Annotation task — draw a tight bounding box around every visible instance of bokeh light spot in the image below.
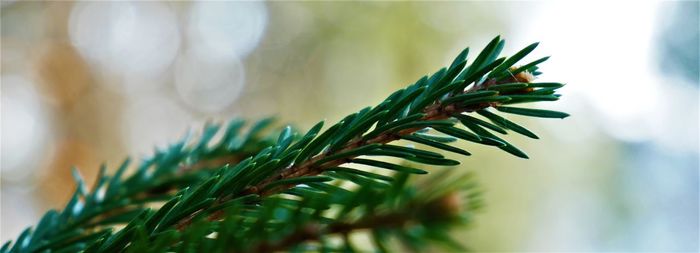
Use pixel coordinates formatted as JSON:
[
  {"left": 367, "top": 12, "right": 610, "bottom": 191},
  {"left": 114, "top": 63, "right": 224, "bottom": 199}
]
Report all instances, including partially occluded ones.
[
  {"left": 69, "top": 2, "right": 180, "bottom": 94},
  {"left": 174, "top": 52, "right": 246, "bottom": 113},
  {"left": 1, "top": 75, "right": 50, "bottom": 182},
  {"left": 187, "top": 1, "right": 268, "bottom": 60}
]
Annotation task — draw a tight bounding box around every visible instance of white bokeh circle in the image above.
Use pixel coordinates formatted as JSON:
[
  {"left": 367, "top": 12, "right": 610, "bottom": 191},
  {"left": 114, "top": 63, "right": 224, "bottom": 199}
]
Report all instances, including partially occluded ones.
[
  {"left": 187, "top": 1, "right": 268, "bottom": 60},
  {"left": 174, "top": 52, "right": 246, "bottom": 113},
  {"left": 1, "top": 75, "right": 50, "bottom": 182},
  {"left": 69, "top": 2, "right": 180, "bottom": 94}
]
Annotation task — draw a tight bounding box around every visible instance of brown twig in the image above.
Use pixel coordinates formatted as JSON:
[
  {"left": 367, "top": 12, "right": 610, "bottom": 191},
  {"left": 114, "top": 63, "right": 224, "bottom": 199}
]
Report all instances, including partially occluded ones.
[{"left": 250, "top": 212, "right": 410, "bottom": 253}]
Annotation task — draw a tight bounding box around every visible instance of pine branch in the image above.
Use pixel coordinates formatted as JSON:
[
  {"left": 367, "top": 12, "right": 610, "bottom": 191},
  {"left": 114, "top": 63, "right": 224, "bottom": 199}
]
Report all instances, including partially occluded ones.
[
  {"left": 2, "top": 36, "right": 568, "bottom": 253},
  {"left": 126, "top": 171, "right": 482, "bottom": 252},
  {"left": 1, "top": 119, "right": 279, "bottom": 253},
  {"left": 188, "top": 36, "right": 566, "bottom": 226},
  {"left": 250, "top": 175, "right": 480, "bottom": 253}
]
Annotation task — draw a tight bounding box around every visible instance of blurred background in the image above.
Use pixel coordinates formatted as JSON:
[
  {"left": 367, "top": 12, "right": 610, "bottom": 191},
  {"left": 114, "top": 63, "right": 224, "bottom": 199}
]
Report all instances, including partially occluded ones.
[{"left": 1, "top": 1, "right": 698, "bottom": 251}]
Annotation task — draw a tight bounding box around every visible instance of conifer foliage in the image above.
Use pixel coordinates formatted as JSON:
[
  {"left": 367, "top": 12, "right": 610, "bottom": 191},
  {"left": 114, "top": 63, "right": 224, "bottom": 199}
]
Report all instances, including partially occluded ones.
[{"left": 2, "top": 36, "right": 568, "bottom": 252}]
